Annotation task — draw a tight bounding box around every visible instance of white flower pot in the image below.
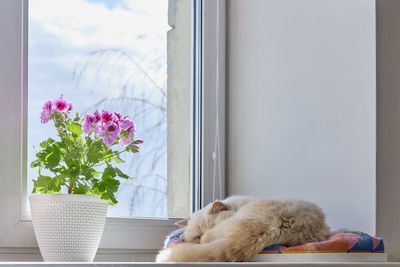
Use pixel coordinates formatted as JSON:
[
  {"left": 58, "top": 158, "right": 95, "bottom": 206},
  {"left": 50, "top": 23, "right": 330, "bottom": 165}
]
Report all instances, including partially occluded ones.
[{"left": 29, "top": 194, "right": 108, "bottom": 262}]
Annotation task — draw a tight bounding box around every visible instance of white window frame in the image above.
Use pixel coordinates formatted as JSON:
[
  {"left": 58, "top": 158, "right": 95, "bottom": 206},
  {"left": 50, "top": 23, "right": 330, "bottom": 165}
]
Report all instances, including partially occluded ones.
[
  {"left": 0, "top": 0, "right": 225, "bottom": 260},
  {"left": 194, "top": 0, "right": 226, "bottom": 210}
]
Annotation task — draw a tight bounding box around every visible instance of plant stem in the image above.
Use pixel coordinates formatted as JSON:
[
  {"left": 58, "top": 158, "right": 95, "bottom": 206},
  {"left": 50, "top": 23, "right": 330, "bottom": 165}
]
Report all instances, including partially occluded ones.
[
  {"left": 86, "top": 148, "right": 128, "bottom": 168},
  {"left": 68, "top": 179, "right": 73, "bottom": 194}
]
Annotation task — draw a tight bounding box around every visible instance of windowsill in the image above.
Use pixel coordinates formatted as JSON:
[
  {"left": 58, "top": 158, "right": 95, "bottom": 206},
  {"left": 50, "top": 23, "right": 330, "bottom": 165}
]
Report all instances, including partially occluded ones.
[
  {"left": 0, "top": 217, "right": 178, "bottom": 251},
  {"left": 0, "top": 262, "right": 399, "bottom": 266},
  {"left": 0, "top": 251, "right": 391, "bottom": 265}
]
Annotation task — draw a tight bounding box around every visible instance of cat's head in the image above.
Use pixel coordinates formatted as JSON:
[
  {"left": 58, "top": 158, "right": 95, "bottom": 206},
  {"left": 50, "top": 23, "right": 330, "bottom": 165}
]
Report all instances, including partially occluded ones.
[{"left": 175, "top": 201, "right": 235, "bottom": 244}]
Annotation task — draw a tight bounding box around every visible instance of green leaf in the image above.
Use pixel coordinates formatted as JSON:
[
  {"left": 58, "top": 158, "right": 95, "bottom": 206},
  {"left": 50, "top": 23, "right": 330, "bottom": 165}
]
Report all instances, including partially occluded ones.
[
  {"left": 85, "top": 136, "right": 93, "bottom": 147},
  {"left": 65, "top": 146, "right": 83, "bottom": 162},
  {"left": 39, "top": 141, "right": 47, "bottom": 149},
  {"left": 32, "top": 175, "right": 64, "bottom": 194},
  {"left": 95, "top": 181, "right": 119, "bottom": 205},
  {"left": 66, "top": 162, "right": 80, "bottom": 179},
  {"left": 92, "top": 165, "right": 119, "bottom": 205},
  {"left": 30, "top": 159, "right": 41, "bottom": 168},
  {"left": 44, "top": 146, "right": 61, "bottom": 169},
  {"left": 36, "top": 151, "right": 47, "bottom": 162},
  {"left": 113, "top": 156, "right": 125, "bottom": 164},
  {"left": 114, "top": 167, "right": 131, "bottom": 179},
  {"left": 75, "top": 136, "right": 84, "bottom": 146},
  {"left": 54, "top": 174, "right": 66, "bottom": 185},
  {"left": 33, "top": 175, "right": 52, "bottom": 193},
  {"left": 87, "top": 142, "right": 102, "bottom": 164},
  {"left": 102, "top": 165, "right": 116, "bottom": 180},
  {"left": 39, "top": 138, "right": 55, "bottom": 149},
  {"left": 81, "top": 166, "right": 97, "bottom": 180},
  {"left": 73, "top": 183, "right": 91, "bottom": 194},
  {"left": 69, "top": 122, "right": 83, "bottom": 137},
  {"left": 60, "top": 135, "right": 73, "bottom": 149}
]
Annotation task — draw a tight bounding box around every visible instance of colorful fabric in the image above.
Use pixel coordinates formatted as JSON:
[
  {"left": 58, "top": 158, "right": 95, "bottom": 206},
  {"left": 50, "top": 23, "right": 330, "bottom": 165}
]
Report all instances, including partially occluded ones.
[
  {"left": 165, "top": 229, "right": 185, "bottom": 248},
  {"left": 165, "top": 229, "right": 384, "bottom": 254},
  {"left": 260, "top": 231, "right": 384, "bottom": 254}
]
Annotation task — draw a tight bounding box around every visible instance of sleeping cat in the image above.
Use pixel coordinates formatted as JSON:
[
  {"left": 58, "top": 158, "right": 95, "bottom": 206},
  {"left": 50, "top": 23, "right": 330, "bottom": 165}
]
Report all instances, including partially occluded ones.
[{"left": 157, "top": 196, "right": 330, "bottom": 262}]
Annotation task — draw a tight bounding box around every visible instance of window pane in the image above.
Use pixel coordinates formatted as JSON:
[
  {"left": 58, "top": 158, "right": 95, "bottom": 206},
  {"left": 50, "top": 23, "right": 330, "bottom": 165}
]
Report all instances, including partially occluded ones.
[{"left": 27, "top": 0, "right": 180, "bottom": 218}]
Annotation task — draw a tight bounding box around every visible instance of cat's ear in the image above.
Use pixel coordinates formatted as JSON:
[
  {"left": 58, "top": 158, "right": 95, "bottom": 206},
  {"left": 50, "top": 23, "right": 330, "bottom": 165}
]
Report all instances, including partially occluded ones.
[
  {"left": 209, "top": 201, "right": 228, "bottom": 214},
  {"left": 175, "top": 218, "right": 189, "bottom": 228}
]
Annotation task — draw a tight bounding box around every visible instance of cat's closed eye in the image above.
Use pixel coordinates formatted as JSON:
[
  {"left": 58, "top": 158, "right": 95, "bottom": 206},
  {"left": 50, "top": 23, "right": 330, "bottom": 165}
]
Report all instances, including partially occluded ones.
[{"left": 180, "top": 233, "right": 201, "bottom": 243}]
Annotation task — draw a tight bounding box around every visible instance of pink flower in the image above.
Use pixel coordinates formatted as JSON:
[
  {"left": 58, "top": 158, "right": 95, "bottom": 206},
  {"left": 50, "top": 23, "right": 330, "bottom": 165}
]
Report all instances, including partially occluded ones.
[
  {"left": 40, "top": 110, "right": 52, "bottom": 123},
  {"left": 82, "top": 114, "right": 96, "bottom": 134},
  {"left": 54, "top": 97, "right": 68, "bottom": 111},
  {"left": 101, "top": 111, "right": 114, "bottom": 123},
  {"left": 114, "top": 112, "right": 123, "bottom": 122},
  {"left": 119, "top": 126, "right": 135, "bottom": 146},
  {"left": 93, "top": 123, "right": 102, "bottom": 135},
  {"left": 40, "top": 100, "right": 53, "bottom": 123},
  {"left": 120, "top": 117, "right": 135, "bottom": 132},
  {"left": 42, "top": 100, "right": 53, "bottom": 111},
  {"left": 68, "top": 102, "right": 73, "bottom": 111},
  {"left": 118, "top": 117, "right": 135, "bottom": 145},
  {"left": 93, "top": 110, "right": 102, "bottom": 123},
  {"left": 99, "top": 121, "right": 120, "bottom": 146}
]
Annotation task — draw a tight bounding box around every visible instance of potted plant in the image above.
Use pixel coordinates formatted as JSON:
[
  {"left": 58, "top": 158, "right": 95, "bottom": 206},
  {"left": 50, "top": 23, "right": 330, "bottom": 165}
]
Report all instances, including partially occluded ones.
[{"left": 29, "top": 96, "right": 142, "bottom": 262}]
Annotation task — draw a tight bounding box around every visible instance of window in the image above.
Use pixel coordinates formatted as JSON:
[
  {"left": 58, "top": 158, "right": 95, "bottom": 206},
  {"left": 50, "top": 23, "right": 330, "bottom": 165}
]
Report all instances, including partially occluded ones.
[
  {"left": 27, "top": 0, "right": 172, "bottom": 218},
  {"left": 0, "top": 0, "right": 225, "bottom": 260}
]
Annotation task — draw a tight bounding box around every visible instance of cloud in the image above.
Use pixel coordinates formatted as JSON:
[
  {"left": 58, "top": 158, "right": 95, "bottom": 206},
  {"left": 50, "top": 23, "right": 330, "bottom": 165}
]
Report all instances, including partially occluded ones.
[{"left": 28, "top": 0, "right": 169, "bottom": 103}]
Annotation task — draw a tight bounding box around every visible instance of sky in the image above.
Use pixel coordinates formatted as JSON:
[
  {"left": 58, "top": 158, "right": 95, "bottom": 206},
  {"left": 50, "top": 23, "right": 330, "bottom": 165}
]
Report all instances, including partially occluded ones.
[{"left": 28, "top": 0, "right": 170, "bottom": 218}]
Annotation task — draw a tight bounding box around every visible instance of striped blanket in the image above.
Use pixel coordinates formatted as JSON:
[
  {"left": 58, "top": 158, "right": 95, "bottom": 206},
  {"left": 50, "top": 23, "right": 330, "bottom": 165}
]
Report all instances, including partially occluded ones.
[{"left": 165, "top": 229, "right": 384, "bottom": 254}]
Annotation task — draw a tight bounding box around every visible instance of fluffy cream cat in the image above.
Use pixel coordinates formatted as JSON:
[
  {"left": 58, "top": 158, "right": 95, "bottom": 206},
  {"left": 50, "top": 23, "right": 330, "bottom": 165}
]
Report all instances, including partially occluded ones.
[{"left": 157, "top": 196, "right": 330, "bottom": 262}]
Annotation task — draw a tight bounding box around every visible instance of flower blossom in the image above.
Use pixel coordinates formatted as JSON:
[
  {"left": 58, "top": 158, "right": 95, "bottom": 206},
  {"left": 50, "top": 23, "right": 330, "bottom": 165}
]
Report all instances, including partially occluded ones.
[
  {"left": 99, "top": 121, "right": 120, "bottom": 146},
  {"left": 40, "top": 100, "right": 53, "bottom": 123},
  {"left": 91, "top": 110, "right": 103, "bottom": 135},
  {"left": 82, "top": 114, "right": 97, "bottom": 134},
  {"left": 118, "top": 117, "right": 135, "bottom": 146},
  {"left": 120, "top": 117, "right": 135, "bottom": 131},
  {"left": 114, "top": 112, "right": 123, "bottom": 123},
  {"left": 101, "top": 111, "right": 114, "bottom": 123},
  {"left": 54, "top": 97, "right": 68, "bottom": 111},
  {"left": 119, "top": 127, "right": 135, "bottom": 146},
  {"left": 93, "top": 110, "right": 102, "bottom": 123}
]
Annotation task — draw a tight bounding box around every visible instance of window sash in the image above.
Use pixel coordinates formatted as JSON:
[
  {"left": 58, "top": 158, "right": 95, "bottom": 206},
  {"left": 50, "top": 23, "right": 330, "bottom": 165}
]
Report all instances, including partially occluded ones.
[
  {"left": 192, "top": 0, "right": 203, "bottom": 212},
  {"left": 200, "top": 0, "right": 226, "bottom": 207},
  {"left": 0, "top": 0, "right": 225, "bottom": 258}
]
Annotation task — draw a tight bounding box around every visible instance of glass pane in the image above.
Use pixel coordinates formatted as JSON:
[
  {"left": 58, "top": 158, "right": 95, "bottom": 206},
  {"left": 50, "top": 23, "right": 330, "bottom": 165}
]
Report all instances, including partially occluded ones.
[{"left": 28, "top": 0, "right": 174, "bottom": 218}]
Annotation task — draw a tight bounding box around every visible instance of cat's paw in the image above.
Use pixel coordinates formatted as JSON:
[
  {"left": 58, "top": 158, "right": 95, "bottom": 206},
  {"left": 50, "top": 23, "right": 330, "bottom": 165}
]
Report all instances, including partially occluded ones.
[
  {"left": 156, "top": 248, "right": 176, "bottom": 262},
  {"left": 200, "top": 229, "right": 217, "bottom": 244},
  {"left": 156, "top": 244, "right": 197, "bottom": 262}
]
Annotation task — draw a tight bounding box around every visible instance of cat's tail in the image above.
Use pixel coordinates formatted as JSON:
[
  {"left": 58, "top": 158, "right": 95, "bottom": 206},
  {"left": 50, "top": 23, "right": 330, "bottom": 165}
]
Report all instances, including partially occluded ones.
[{"left": 156, "top": 239, "right": 230, "bottom": 262}]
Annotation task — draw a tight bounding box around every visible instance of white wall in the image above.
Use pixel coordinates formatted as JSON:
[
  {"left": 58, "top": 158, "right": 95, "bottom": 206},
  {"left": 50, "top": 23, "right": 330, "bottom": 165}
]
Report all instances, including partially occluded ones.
[{"left": 227, "top": 0, "right": 376, "bottom": 234}]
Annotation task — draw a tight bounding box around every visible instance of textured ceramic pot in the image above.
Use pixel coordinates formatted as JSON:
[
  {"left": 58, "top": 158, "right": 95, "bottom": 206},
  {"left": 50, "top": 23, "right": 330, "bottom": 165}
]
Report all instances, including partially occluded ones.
[{"left": 29, "top": 194, "right": 108, "bottom": 262}]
